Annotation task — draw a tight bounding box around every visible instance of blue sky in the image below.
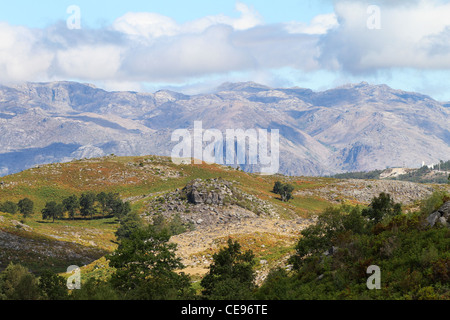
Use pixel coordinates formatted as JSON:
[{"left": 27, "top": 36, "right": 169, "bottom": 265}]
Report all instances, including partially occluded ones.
[
  {"left": 0, "top": 1, "right": 333, "bottom": 27},
  {"left": 1, "top": 0, "right": 450, "bottom": 101}
]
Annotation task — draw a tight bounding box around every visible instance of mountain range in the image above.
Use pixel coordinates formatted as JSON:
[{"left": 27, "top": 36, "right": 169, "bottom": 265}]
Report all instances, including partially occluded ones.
[{"left": 0, "top": 81, "right": 448, "bottom": 176}]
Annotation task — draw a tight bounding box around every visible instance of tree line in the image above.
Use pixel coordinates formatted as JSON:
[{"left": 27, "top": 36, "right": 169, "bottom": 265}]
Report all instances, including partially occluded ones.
[{"left": 41, "top": 192, "right": 131, "bottom": 222}]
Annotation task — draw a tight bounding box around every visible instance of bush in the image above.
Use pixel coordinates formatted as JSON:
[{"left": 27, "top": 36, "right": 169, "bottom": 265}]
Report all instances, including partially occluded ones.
[
  {"left": 201, "top": 238, "right": 256, "bottom": 300},
  {"left": 0, "top": 263, "right": 41, "bottom": 300},
  {"left": 0, "top": 201, "right": 18, "bottom": 214}
]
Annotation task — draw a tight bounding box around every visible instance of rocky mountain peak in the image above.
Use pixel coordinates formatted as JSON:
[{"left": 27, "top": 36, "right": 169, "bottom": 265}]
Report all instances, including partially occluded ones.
[{"left": 0, "top": 80, "right": 448, "bottom": 177}]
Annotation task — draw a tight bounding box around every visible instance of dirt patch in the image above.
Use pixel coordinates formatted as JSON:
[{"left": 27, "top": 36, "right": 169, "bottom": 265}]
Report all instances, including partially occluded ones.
[{"left": 170, "top": 216, "right": 312, "bottom": 282}]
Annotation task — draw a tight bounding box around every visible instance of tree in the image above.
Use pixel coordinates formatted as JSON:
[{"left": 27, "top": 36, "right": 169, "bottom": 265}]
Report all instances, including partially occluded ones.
[
  {"left": 201, "top": 238, "right": 256, "bottom": 300},
  {"left": 62, "top": 195, "right": 79, "bottom": 220},
  {"left": 272, "top": 181, "right": 283, "bottom": 194},
  {"left": 108, "top": 226, "right": 193, "bottom": 299},
  {"left": 289, "top": 205, "right": 366, "bottom": 270},
  {"left": 105, "top": 193, "right": 131, "bottom": 220},
  {"left": 272, "top": 181, "right": 295, "bottom": 202},
  {"left": 70, "top": 278, "right": 119, "bottom": 300},
  {"left": 38, "top": 271, "right": 69, "bottom": 300},
  {"left": 80, "top": 192, "right": 96, "bottom": 219},
  {"left": 0, "top": 201, "right": 18, "bottom": 214},
  {"left": 362, "top": 192, "right": 402, "bottom": 224},
  {"left": 17, "top": 198, "right": 34, "bottom": 218},
  {"left": 0, "top": 263, "right": 41, "bottom": 300},
  {"left": 115, "top": 212, "right": 143, "bottom": 241},
  {"left": 41, "top": 201, "right": 64, "bottom": 222},
  {"left": 279, "top": 183, "right": 294, "bottom": 202},
  {"left": 97, "top": 192, "right": 109, "bottom": 215}
]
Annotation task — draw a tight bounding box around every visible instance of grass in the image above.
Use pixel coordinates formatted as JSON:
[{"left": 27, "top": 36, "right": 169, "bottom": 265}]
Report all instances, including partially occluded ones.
[{"left": 0, "top": 155, "right": 354, "bottom": 276}]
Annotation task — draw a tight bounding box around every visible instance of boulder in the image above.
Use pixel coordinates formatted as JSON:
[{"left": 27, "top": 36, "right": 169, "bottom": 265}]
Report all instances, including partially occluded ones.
[
  {"left": 426, "top": 201, "right": 450, "bottom": 228},
  {"left": 427, "top": 211, "right": 441, "bottom": 227}
]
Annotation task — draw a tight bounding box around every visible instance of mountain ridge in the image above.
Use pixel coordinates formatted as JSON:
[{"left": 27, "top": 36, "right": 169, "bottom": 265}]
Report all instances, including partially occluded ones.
[{"left": 0, "top": 81, "right": 448, "bottom": 176}]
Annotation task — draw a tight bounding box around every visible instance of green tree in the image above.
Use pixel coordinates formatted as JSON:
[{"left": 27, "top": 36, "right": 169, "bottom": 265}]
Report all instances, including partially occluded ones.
[
  {"left": 0, "top": 201, "right": 18, "bottom": 214},
  {"left": 201, "top": 238, "right": 256, "bottom": 300},
  {"left": 279, "top": 184, "right": 294, "bottom": 202},
  {"left": 41, "top": 201, "right": 64, "bottom": 222},
  {"left": 255, "top": 268, "right": 294, "bottom": 300},
  {"left": 115, "top": 211, "right": 143, "bottom": 241},
  {"left": 62, "top": 195, "right": 79, "bottom": 220},
  {"left": 272, "top": 181, "right": 295, "bottom": 202},
  {"left": 38, "top": 271, "right": 69, "bottom": 300},
  {"left": 362, "top": 192, "right": 402, "bottom": 224},
  {"left": 289, "top": 205, "right": 366, "bottom": 270},
  {"left": 272, "top": 181, "right": 283, "bottom": 194},
  {"left": 70, "top": 278, "right": 119, "bottom": 300},
  {"left": 97, "top": 192, "right": 107, "bottom": 214},
  {"left": 0, "top": 263, "right": 41, "bottom": 300},
  {"left": 108, "top": 226, "right": 193, "bottom": 300},
  {"left": 102, "top": 192, "right": 130, "bottom": 220},
  {"left": 80, "top": 192, "right": 96, "bottom": 219},
  {"left": 17, "top": 198, "right": 34, "bottom": 218}
]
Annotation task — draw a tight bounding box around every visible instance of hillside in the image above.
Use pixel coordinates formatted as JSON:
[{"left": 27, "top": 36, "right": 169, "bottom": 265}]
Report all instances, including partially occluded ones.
[
  {"left": 0, "top": 155, "right": 448, "bottom": 281},
  {"left": 0, "top": 81, "right": 449, "bottom": 177},
  {"left": 333, "top": 160, "right": 450, "bottom": 184}
]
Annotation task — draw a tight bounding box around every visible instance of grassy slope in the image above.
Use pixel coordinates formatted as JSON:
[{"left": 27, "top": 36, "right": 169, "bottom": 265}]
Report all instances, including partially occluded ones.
[{"left": 0, "top": 155, "right": 374, "bottom": 277}]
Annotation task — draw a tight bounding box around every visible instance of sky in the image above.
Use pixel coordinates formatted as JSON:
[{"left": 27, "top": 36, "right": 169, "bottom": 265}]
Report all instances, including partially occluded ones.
[{"left": 1, "top": 0, "right": 450, "bottom": 101}]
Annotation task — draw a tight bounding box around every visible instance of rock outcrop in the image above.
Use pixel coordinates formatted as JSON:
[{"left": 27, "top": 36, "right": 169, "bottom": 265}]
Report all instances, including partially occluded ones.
[
  {"left": 144, "top": 178, "right": 279, "bottom": 227},
  {"left": 426, "top": 201, "right": 450, "bottom": 227}
]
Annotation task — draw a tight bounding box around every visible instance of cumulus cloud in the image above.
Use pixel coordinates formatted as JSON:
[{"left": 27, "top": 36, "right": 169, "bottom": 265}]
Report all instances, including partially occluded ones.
[
  {"left": 0, "top": 23, "right": 53, "bottom": 82},
  {"left": 0, "top": 1, "right": 321, "bottom": 85},
  {"left": 285, "top": 13, "right": 339, "bottom": 35},
  {"left": 118, "top": 25, "right": 257, "bottom": 82},
  {"left": 0, "top": 0, "right": 449, "bottom": 89},
  {"left": 318, "top": 0, "right": 450, "bottom": 74},
  {"left": 112, "top": 1, "right": 263, "bottom": 42}
]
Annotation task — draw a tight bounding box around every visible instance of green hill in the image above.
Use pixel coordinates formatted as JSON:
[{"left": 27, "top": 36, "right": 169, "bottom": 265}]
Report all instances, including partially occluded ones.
[{"left": 0, "top": 155, "right": 449, "bottom": 300}]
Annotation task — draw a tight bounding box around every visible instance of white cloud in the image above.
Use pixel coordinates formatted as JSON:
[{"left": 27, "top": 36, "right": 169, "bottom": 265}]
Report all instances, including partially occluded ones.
[
  {"left": 112, "top": 12, "right": 180, "bottom": 40},
  {"left": 0, "top": 23, "right": 53, "bottom": 82},
  {"left": 319, "top": 0, "right": 450, "bottom": 73},
  {"left": 1, "top": 0, "right": 450, "bottom": 94},
  {"left": 111, "top": 1, "right": 263, "bottom": 42},
  {"left": 118, "top": 25, "right": 257, "bottom": 82},
  {"left": 285, "top": 13, "right": 338, "bottom": 35},
  {"left": 55, "top": 45, "right": 124, "bottom": 80}
]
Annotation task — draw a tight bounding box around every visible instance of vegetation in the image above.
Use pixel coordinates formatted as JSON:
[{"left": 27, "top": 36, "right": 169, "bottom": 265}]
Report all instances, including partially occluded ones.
[
  {"left": 200, "top": 238, "right": 256, "bottom": 300},
  {"left": 332, "top": 170, "right": 383, "bottom": 180},
  {"left": 17, "top": 198, "right": 34, "bottom": 218},
  {"left": 332, "top": 160, "right": 450, "bottom": 184},
  {"left": 0, "top": 155, "right": 448, "bottom": 300},
  {"left": 1, "top": 190, "right": 449, "bottom": 300},
  {"left": 257, "top": 191, "right": 450, "bottom": 300},
  {"left": 272, "top": 181, "right": 295, "bottom": 202},
  {"left": 107, "top": 226, "right": 194, "bottom": 300},
  {"left": 41, "top": 192, "right": 131, "bottom": 222},
  {"left": 0, "top": 201, "right": 18, "bottom": 215}
]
